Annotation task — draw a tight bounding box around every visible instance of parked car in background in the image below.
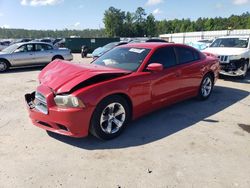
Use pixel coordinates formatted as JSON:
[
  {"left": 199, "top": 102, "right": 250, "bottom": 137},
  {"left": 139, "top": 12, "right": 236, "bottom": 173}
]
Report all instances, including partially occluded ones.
[
  {"left": 92, "top": 41, "right": 128, "bottom": 58},
  {"left": 187, "top": 39, "right": 213, "bottom": 51},
  {"left": 0, "top": 42, "right": 9, "bottom": 51},
  {"left": 203, "top": 36, "right": 250, "bottom": 78},
  {"left": 25, "top": 43, "right": 219, "bottom": 140},
  {"left": 0, "top": 42, "right": 73, "bottom": 72},
  {"left": 54, "top": 38, "right": 65, "bottom": 48},
  {"left": 129, "top": 38, "right": 168, "bottom": 43},
  {"left": 10, "top": 38, "right": 32, "bottom": 45}
]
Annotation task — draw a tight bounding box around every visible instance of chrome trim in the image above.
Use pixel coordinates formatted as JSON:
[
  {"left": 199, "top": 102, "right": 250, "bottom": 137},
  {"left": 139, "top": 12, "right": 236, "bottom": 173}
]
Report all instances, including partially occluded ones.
[
  {"left": 35, "top": 92, "right": 48, "bottom": 114},
  {"left": 218, "top": 55, "right": 229, "bottom": 63}
]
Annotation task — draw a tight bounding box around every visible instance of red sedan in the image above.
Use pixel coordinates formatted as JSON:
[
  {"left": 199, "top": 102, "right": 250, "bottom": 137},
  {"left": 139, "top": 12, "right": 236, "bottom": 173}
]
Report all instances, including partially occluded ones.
[{"left": 25, "top": 43, "right": 220, "bottom": 140}]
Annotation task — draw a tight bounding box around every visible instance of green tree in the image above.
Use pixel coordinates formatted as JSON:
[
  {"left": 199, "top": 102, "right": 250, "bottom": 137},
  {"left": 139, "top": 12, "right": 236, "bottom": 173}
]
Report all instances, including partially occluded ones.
[
  {"left": 103, "top": 7, "right": 125, "bottom": 37},
  {"left": 134, "top": 7, "right": 147, "bottom": 37},
  {"left": 146, "top": 14, "right": 157, "bottom": 37}
]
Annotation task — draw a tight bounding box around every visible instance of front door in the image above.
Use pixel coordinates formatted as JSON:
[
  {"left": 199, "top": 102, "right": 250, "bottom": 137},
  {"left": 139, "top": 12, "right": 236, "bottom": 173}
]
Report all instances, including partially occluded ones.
[
  {"left": 11, "top": 44, "right": 36, "bottom": 66},
  {"left": 146, "top": 47, "right": 182, "bottom": 106}
]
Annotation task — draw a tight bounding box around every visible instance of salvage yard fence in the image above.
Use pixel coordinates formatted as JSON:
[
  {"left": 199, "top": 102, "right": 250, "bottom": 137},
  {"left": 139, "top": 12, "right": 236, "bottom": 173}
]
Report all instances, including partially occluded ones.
[{"left": 159, "top": 29, "right": 250, "bottom": 44}]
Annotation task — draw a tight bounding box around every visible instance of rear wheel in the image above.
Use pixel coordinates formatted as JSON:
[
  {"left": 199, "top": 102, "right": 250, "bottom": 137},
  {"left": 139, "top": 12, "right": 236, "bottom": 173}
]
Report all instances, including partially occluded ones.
[
  {"left": 0, "top": 60, "right": 9, "bottom": 72},
  {"left": 198, "top": 74, "right": 213, "bottom": 100},
  {"left": 90, "top": 95, "right": 130, "bottom": 140},
  {"left": 52, "top": 55, "right": 64, "bottom": 61}
]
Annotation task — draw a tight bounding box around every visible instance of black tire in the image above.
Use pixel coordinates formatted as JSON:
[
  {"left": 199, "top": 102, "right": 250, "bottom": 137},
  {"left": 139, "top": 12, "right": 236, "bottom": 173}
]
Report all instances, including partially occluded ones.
[
  {"left": 0, "top": 59, "right": 10, "bottom": 72},
  {"left": 90, "top": 95, "right": 131, "bottom": 140},
  {"left": 52, "top": 55, "right": 64, "bottom": 61},
  {"left": 239, "top": 61, "right": 248, "bottom": 79},
  {"left": 198, "top": 74, "right": 214, "bottom": 100}
]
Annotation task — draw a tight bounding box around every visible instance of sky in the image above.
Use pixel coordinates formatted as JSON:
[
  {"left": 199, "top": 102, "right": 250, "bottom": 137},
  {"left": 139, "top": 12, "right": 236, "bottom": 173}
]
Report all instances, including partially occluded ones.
[{"left": 0, "top": 0, "right": 250, "bottom": 30}]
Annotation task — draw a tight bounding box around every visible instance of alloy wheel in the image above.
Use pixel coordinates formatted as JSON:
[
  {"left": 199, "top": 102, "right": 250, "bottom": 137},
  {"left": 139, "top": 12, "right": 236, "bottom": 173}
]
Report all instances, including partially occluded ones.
[
  {"left": 201, "top": 77, "right": 212, "bottom": 97},
  {"left": 100, "top": 102, "right": 126, "bottom": 134},
  {"left": 0, "top": 62, "right": 7, "bottom": 72}
]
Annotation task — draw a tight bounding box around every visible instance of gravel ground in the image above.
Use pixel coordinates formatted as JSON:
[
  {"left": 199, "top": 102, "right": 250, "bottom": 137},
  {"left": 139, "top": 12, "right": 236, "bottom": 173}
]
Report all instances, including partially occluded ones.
[{"left": 0, "top": 54, "right": 250, "bottom": 188}]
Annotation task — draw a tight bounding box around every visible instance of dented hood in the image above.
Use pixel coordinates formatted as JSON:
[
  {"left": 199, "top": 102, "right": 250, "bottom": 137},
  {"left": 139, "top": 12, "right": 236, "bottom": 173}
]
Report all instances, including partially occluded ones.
[{"left": 39, "top": 60, "right": 130, "bottom": 94}]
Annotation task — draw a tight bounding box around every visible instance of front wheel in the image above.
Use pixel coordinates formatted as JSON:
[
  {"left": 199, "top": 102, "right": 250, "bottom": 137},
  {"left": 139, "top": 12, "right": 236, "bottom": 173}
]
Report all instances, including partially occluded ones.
[
  {"left": 0, "top": 60, "right": 9, "bottom": 72},
  {"left": 198, "top": 74, "right": 214, "bottom": 100},
  {"left": 90, "top": 96, "right": 130, "bottom": 140}
]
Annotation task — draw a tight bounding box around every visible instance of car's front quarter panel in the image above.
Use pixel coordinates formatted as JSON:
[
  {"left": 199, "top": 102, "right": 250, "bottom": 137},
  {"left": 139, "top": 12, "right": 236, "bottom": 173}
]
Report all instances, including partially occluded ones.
[
  {"left": 0, "top": 53, "right": 12, "bottom": 64},
  {"left": 72, "top": 72, "right": 154, "bottom": 120}
]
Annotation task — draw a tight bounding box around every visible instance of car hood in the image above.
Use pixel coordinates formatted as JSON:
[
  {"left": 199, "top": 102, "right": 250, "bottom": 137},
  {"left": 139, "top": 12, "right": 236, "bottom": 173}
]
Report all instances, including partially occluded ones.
[
  {"left": 39, "top": 60, "right": 131, "bottom": 94},
  {"left": 0, "top": 51, "right": 8, "bottom": 55},
  {"left": 202, "top": 47, "right": 248, "bottom": 56}
]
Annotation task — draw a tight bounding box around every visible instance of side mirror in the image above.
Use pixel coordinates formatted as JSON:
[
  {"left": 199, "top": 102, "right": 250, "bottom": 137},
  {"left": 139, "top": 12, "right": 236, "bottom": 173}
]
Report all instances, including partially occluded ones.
[{"left": 146, "top": 63, "right": 163, "bottom": 72}]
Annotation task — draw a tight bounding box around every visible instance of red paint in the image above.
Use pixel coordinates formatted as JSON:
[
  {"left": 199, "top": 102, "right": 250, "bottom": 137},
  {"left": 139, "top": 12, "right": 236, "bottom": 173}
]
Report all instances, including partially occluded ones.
[
  {"left": 146, "top": 63, "right": 164, "bottom": 72},
  {"left": 25, "top": 43, "right": 220, "bottom": 138}
]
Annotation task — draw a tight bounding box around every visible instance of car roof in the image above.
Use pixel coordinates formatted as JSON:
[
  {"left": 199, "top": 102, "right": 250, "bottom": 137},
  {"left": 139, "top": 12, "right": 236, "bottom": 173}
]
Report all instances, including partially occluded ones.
[
  {"left": 121, "top": 42, "right": 183, "bottom": 49},
  {"left": 15, "top": 42, "right": 54, "bottom": 46}
]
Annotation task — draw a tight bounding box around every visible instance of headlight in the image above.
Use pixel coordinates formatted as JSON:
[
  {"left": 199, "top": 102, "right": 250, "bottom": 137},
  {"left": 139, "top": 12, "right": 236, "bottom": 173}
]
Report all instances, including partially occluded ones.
[
  {"left": 54, "top": 95, "right": 85, "bottom": 108},
  {"left": 230, "top": 55, "right": 242, "bottom": 60}
]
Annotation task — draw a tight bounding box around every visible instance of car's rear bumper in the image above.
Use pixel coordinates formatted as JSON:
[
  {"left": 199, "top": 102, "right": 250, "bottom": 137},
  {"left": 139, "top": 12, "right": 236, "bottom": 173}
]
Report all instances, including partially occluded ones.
[
  {"left": 25, "top": 90, "right": 92, "bottom": 138},
  {"left": 64, "top": 54, "right": 73, "bottom": 61}
]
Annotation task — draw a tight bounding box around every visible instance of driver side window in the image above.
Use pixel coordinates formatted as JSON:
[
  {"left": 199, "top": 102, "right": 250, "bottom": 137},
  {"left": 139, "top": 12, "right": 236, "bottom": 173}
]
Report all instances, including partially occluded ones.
[
  {"left": 16, "top": 44, "right": 34, "bottom": 53},
  {"left": 148, "top": 47, "right": 177, "bottom": 68}
]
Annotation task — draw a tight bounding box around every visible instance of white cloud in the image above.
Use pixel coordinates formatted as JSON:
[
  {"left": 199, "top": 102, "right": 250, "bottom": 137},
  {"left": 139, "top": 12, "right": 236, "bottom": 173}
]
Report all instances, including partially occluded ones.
[
  {"left": 232, "top": 0, "right": 249, "bottom": 5},
  {"left": 146, "top": 0, "right": 164, "bottom": 6},
  {"left": 74, "top": 22, "right": 80, "bottom": 27},
  {"left": 153, "top": 8, "right": 163, "bottom": 15},
  {"left": 3, "top": 25, "right": 10, "bottom": 28},
  {"left": 20, "top": 0, "right": 64, "bottom": 7}
]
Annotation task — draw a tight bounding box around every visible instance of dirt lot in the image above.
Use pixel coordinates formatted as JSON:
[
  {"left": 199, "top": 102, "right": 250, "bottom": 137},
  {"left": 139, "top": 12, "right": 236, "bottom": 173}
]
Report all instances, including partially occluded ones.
[{"left": 0, "top": 54, "right": 250, "bottom": 188}]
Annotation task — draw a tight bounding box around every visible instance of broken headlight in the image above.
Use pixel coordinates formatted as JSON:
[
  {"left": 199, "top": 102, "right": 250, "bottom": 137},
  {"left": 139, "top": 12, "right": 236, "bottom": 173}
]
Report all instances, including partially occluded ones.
[
  {"left": 54, "top": 95, "right": 85, "bottom": 108},
  {"left": 230, "top": 55, "right": 242, "bottom": 60}
]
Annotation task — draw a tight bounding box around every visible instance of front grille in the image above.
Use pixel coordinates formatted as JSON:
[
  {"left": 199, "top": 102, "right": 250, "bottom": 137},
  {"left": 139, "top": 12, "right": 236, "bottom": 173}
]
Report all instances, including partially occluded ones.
[
  {"left": 34, "top": 92, "right": 48, "bottom": 114},
  {"left": 218, "top": 55, "right": 229, "bottom": 63}
]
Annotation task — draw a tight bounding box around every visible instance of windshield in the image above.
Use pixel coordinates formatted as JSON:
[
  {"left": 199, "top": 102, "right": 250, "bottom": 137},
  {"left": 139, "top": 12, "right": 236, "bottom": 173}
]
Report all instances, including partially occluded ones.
[
  {"left": 210, "top": 38, "right": 249, "bottom": 48},
  {"left": 1, "top": 44, "right": 19, "bottom": 53},
  {"left": 92, "top": 47, "right": 151, "bottom": 71}
]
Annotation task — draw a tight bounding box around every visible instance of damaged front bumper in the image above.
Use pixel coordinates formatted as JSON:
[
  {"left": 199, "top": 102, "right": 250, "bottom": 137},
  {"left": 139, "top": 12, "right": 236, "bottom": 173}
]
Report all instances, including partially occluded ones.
[
  {"left": 24, "top": 87, "right": 93, "bottom": 138},
  {"left": 220, "top": 59, "right": 247, "bottom": 76}
]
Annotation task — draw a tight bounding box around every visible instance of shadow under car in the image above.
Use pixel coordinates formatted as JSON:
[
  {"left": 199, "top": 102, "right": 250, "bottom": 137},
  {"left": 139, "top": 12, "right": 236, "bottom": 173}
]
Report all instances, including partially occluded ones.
[{"left": 47, "top": 85, "right": 249, "bottom": 150}]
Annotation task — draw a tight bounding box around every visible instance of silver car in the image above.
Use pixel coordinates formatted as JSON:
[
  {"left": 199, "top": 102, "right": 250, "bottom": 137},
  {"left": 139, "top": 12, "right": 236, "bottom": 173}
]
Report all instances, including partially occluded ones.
[{"left": 0, "top": 42, "right": 73, "bottom": 72}]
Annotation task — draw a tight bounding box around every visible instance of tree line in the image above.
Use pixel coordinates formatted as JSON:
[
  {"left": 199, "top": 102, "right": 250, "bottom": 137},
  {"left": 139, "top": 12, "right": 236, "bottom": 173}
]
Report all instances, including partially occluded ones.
[
  {"left": 104, "top": 7, "right": 250, "bottom": 37},
  {"left": 0, "top": 28, "right": 105, "bottom": 39},
  {"left": 0, "top": 7, "right": 249, "bottom": 39}
]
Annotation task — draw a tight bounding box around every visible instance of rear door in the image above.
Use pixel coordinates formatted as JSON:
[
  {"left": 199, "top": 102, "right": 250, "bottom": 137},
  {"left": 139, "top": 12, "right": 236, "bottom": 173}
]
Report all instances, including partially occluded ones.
[
  {"left": 174, "top": 46, "right": 204, "bottom": 97},
  {"left": 33, "top": 43, "right": 54, "bottom": 64}
]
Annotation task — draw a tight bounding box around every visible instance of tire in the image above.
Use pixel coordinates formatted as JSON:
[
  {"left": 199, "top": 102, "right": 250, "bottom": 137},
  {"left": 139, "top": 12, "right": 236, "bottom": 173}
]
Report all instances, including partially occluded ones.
[
  {"left": 0, "top": 59, "right": 9, "bottom": 72},
  {"left": 90, "top": 95, "right": 131, "bottom": 140},
  {"left": 239, "top": 62, "right": 248, "bottom": 79},
  {"left": 198, "top": 74, "right": 214, "bottom": 100},
  {"left": 52, "top": 55, "right": 64, "bottom": 61}
]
